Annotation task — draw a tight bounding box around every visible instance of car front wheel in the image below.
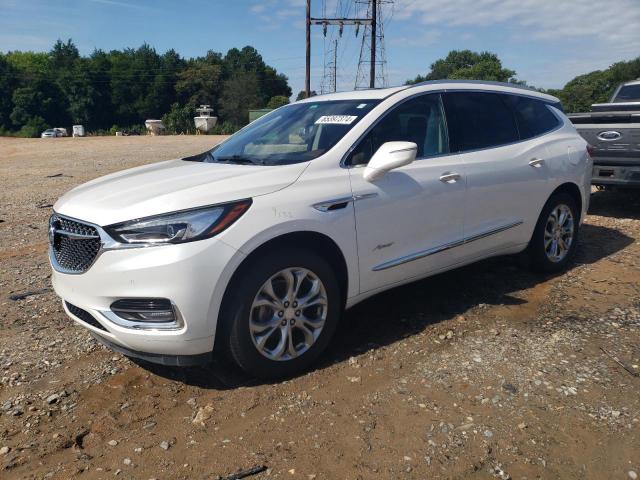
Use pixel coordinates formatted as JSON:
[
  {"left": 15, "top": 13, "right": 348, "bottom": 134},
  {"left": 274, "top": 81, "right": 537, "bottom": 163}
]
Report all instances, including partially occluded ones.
[{"left": 223, "top": 248, "right": 341, "bottom": 379}]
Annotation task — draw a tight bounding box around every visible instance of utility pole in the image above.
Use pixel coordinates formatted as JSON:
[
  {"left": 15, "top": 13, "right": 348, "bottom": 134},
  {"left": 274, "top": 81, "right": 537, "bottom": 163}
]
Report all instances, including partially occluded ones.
[
  {"left": 333, "top": 39, "right": 338, "bottom": 93},
  {"left": 369, "top": 0, "right": 376, "bottom": 89},
  {"left": 305, "top": 0, "right": 311, "bottom": 98},
  {"left": 355, "top": 0, "right": 390, "bottom": 90},
  {"left": 305, "top": 1, "right": 372, "bottom": 97}
]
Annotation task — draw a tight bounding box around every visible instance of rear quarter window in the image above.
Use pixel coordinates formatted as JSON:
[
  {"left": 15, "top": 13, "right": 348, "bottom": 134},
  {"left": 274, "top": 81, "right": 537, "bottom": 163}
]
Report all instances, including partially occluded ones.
[
  {"left": 504, "top": 95, "right": 560, "bottom": 139},
  {"left": 442, "top": 92, "right": 519, "bottom": 152}
]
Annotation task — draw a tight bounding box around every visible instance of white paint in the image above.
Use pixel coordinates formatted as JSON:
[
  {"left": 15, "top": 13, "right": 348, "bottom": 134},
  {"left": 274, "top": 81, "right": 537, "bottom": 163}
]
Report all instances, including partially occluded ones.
[{"left": 50, "top": 81, "right": 591, "bottom": 360}]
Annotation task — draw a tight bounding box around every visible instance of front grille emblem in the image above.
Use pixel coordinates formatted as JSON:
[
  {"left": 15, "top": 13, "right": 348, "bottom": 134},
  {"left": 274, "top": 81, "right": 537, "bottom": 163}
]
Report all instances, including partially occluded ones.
[{"left": 48, "top": 215, "right": 58, "bottom": 246}]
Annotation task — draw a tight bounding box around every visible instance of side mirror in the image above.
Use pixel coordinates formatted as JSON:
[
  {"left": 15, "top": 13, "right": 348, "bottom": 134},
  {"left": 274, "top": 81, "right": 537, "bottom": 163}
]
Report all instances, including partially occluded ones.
[{"left": 363, "top": 141, "right": 417, "bottom": 182}]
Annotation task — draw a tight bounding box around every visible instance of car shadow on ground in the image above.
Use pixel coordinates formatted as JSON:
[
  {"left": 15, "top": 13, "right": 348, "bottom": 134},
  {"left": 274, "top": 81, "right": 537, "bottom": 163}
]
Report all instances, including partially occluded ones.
[
  {"left": 135, "top": 220, "right": 634, "bottom": 390},
  {"left": 589, "top": 189, "right": 640, "bottom": 220}
]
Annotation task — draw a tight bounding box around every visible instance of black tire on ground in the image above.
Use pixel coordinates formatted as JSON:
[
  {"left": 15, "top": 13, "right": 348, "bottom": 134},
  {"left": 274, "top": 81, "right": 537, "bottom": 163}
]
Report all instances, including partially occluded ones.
[
  {"left": 221, "top": 248, "right": 342, "bottom": 379},
  {"left": 527, "top": 192, "right": 580, "bottom": 273}
]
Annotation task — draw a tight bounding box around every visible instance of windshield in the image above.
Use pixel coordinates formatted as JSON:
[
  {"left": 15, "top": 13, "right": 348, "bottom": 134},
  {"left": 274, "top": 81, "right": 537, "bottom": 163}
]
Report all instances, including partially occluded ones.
[
  {"left": 188, "top": 100, "right": 380, "bottom": 166},
  {"left": 613, "top": 84, "right": 640, "bottom": 103}
]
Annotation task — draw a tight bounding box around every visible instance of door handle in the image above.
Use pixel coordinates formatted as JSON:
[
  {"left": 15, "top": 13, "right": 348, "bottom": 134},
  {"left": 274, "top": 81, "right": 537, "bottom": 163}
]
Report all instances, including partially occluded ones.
[
  {"left": 439, "top": 172, "right": 461, "bottom": 183},
  {"left": 528, "top": 158, "right": 545, "bottom": 168}
]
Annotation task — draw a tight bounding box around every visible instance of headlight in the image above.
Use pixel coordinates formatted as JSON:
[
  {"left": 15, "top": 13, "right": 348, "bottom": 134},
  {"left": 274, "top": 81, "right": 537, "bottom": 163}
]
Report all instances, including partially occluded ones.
[{"left": 104, "top": 199, "right": 251, "bottom": 245}]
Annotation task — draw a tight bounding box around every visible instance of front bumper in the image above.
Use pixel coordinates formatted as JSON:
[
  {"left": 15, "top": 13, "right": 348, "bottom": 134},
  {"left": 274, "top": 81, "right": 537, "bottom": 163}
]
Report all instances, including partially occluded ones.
[
  {"left": 51, "top": 236, "right": 244, "bottom": 357},
  {"left": 90, "top": 332, "right": 211, "bottom": 366}
]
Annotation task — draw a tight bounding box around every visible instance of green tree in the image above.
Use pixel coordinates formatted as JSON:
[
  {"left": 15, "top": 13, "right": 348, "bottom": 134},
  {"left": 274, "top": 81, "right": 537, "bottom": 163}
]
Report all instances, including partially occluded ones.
[
  {"left": 0, "top": 55, "right": 18, "bottom": 129},
  {"left": 5, "top": 51, "right": 50, "bottom": 75},
  {"left": 18, "top": 115, "right": 48, "bottom": 138},
  {"left": 261, "top": 66, "right": 292, "bottom": 103},
  {"left": 406, "top": 50, "right": 518, "bottom": 84},
  {"left": 162, "top": 103, "right": 195, "bottom": 134},
  {"left": 219, "top": 72, "right": 262, "bottom": 126},
  {"left": 176, "top": 51, "right": 224, "bottom": 107},
  {"left": 109, "top": 44, "right": 170, "bottom": 125},
  {"left": 86, "top": 49, "right": 114, "bottom": 129},
  {"left": 548, "top": 57, "right": 640, "bottom": 112},
  {"left": 296, "top": 90, "right": 317, "bottom": 101},
  {"left": 267, "top": 95, "right": 290, "bottom": 109},
  {"left": 0, "top": 40, "right": 292, "bottom": 134},
  {"left": 5, "top": 51, "right": 67, "bottom": 127},
  {"left": 10, "top": 81, "right": 66, "bottom": 127},
  {"left": 49, "top": 40, "right": 96, "bottom": 126},
  {"left": 223, "top": 47, "right": 291, "bottom": 106},
  {"left": 50, "top": 39, "right": 79, "bottom": 70}
]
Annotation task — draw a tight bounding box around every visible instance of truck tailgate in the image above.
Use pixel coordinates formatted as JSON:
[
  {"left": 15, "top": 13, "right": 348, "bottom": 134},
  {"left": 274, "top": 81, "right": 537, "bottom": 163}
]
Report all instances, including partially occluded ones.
[{"left": 570, "top": 122, "right": 640, "bottom": 166}]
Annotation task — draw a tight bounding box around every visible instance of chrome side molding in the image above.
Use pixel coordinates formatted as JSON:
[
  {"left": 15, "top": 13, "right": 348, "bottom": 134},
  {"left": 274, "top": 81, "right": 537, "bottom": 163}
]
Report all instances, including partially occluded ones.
[
  {"left": 463, "top": 220, "right": 524, "bottom": 244},
  {"left": 373, "top": 220, "right": 523, "bottom": 271},
  {"left": 373, "top": 239, "right": 465, "bottom": 271}
]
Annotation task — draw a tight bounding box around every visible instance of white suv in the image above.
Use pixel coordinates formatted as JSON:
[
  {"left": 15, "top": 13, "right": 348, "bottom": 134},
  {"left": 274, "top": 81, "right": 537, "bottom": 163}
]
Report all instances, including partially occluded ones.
[{"left": 49, "top": 81, "right": 592, "bottom": 378}]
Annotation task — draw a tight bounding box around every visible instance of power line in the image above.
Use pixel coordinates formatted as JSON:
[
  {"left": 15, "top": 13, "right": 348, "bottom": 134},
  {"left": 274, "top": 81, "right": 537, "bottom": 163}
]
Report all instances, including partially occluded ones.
[{"left": 305, "top": 0, "right": 374, "bottom": 96}]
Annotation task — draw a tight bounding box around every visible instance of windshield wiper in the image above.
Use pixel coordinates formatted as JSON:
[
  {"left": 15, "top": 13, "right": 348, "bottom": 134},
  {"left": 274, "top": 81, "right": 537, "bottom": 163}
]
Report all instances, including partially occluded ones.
[{"left": 214, "top": 155, "right": 263, "bottom": 165}]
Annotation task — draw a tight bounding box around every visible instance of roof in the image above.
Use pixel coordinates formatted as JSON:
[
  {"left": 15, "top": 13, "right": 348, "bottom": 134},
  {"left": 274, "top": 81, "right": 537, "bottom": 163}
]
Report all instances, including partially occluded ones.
[
  {"left": 296, "top": 86, "right": 408, "bottom": 103},
  {"left": 296, "top": 80, "right": 559, "bottom": 104},
  {"left": 411, "top": 80, "right": 560, "bottom": 103}
]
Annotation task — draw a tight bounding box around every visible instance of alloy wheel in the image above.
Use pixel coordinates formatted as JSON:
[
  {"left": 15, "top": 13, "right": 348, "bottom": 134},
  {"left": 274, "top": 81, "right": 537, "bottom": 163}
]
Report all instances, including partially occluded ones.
[
  {"left": 249, "top": 267, "right": 328, "bottom": 361},
  {"left": 544, "top": 204, "right": 574, "bottom": 263}
]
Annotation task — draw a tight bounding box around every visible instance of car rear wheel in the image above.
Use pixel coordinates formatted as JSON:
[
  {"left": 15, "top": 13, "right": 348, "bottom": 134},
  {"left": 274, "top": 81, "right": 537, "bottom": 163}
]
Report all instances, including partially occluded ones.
[
  {"left": 223, "top": 248, "right": 341, "bottom": 379},
  {"left": 527, "top": 192, "right": 579, "bottom": 273}
]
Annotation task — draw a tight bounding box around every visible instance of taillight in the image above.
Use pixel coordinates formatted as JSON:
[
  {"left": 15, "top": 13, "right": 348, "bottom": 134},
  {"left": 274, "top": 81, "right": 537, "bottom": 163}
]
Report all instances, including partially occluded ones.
[{"left": 586, "top": 144, "right": 595, "bottom": 157}]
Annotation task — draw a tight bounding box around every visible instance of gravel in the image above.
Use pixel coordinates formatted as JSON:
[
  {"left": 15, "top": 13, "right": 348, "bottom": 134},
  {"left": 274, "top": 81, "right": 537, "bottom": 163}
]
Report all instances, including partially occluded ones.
[{"left": 0, "top": 137, "right": 638, "bottom": 479}]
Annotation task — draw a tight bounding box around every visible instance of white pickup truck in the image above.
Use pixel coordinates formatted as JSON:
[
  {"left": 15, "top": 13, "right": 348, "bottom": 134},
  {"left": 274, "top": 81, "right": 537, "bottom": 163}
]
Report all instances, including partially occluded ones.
[{"left": 568, "top": 79, "right": 640, "bottom": 189}]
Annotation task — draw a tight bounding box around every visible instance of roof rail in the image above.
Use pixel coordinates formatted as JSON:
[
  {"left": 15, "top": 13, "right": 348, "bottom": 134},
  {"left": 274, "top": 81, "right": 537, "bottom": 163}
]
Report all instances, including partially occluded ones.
[{"left": 408, "top": 79, "right": 540, "bottom": 93}]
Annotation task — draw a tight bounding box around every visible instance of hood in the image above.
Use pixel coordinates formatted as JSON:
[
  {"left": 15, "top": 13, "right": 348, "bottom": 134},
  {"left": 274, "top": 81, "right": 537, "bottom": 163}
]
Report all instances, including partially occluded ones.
[{"left": 54, "top": 158, "right": 308, "bottom": 226}]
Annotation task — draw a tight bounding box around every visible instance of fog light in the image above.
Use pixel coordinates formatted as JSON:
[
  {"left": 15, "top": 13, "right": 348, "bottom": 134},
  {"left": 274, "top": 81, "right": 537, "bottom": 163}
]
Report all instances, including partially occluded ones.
[{"left": 110, "top": 298, "right": 176, "bottom": 323}]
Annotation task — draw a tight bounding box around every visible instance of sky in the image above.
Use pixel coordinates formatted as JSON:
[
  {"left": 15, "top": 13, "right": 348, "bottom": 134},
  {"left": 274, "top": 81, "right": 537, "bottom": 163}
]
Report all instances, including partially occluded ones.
[{"left": 1, "top": 0, "right": 639, "bottom": 97}]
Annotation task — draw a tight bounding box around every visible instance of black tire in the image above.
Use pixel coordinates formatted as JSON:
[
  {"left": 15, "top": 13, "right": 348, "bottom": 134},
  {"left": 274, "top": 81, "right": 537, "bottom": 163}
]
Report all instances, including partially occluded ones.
[
  {"left": 221, "top": 248, "right": 341, "bottom": 379},
  {"left": 527, "top": 192, "right": 580, "bottom": 273}
]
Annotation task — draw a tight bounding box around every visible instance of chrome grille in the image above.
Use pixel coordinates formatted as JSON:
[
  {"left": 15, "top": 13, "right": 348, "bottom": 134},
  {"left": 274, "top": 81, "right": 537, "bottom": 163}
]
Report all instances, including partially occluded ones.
[{"left": 49, "top": 214, "right": 102, "bottom": 273}]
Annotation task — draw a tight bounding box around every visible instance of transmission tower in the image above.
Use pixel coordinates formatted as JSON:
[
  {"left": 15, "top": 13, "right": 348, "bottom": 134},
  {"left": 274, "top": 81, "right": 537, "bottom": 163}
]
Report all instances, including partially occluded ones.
[
  {"left": 355, "top": 0, "right": 391, "bottom": 89},
  {"left": 305, "top": 0, "right": 373, "bottom": 96},
  {"left": 320, "top": 39, "right": 339, "bottom": 94}
]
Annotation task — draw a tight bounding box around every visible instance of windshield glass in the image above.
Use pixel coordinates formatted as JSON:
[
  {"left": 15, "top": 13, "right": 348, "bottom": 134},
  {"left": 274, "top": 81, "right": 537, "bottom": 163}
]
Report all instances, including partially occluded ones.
[
  {"left": 613, "top": 84, "right": 640, "bottom": 102},
  {"left": 188, "top": 100, "right": 380, "bottom": 166}
]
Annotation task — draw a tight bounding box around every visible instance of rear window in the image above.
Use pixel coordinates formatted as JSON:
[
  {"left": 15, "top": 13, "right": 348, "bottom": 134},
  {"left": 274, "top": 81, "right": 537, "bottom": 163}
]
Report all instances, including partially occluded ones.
[
  {"left": 613, "top": 84, "right": 640, "bottom": 103},
  {"left": 442, "top": 92, "right": 519, "bottom": 152},
  {"left": 504, "top": 95, "right": 560, "bottom": 139}
]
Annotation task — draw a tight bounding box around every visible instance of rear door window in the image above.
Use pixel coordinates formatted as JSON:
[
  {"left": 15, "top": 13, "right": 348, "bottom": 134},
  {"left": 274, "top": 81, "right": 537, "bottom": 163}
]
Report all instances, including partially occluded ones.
[
  {"left": 442, "top": 92, "right": 519, "bottom": 152},
  {"left": 504, "top": 95, "right": 560, "bottom": 139}
]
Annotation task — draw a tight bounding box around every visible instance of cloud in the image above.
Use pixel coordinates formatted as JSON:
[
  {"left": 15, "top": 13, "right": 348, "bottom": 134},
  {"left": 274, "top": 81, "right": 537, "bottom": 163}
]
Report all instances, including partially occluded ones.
[
  {"left": 248, "top": 0, "right": 343, "bottom": 28},
  {"left": 390, "top": 0, "right": 640, "bottom": 88},
  {"left": 394, "top": 0, "right": 640, "bottom": 56},
  {"left": 390, "top": 30, "right": 442, "bottom": 48}
]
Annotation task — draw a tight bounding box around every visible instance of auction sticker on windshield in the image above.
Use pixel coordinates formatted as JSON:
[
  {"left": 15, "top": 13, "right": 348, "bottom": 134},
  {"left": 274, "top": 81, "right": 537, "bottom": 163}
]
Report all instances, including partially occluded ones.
[{"left": 315, "top": 115, "right": 358, "bottom": 125}]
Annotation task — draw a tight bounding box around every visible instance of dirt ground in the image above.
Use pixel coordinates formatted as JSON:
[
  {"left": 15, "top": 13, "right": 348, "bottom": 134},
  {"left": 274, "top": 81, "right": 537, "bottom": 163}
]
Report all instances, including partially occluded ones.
[{"left": 0, "top": 136, "right": 639, "bottom": 480}]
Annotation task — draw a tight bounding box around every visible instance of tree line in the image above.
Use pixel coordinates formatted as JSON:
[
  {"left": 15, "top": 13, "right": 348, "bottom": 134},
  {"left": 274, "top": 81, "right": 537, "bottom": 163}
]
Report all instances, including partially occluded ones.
[
  {"left": 0, "top": 40, "right": 292, "bottom": 137},
  {"left": 406, "top": 50, "right": 640, "bottom": 113},
  {"left": 1, "top": 41, "right": 639, "bottom": 138}
]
